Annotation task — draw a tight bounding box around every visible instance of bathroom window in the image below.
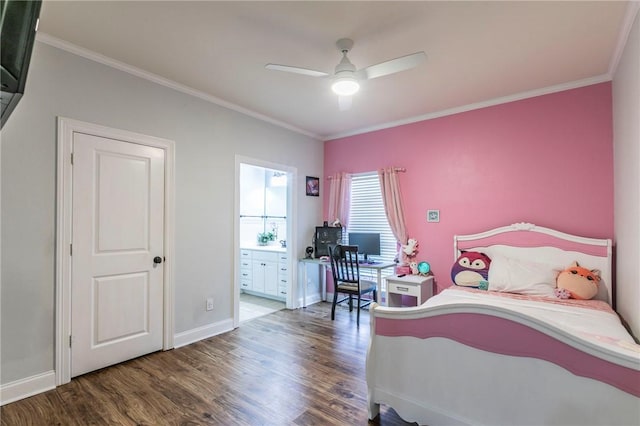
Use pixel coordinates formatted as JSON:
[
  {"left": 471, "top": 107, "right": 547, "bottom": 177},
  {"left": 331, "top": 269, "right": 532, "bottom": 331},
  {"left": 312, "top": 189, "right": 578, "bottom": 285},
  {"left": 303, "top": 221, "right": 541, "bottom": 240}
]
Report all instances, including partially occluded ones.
[{"left": 239, "top": 164, "right": 288, "bottom": 247}]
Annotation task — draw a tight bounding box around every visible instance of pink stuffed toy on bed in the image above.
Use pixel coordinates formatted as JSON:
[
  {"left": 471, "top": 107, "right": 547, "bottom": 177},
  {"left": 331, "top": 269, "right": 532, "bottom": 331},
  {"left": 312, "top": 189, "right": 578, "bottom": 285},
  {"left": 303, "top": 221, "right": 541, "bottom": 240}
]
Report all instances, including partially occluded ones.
[{"left": 554, "top": 261, "right": 600, "bottom": 300}]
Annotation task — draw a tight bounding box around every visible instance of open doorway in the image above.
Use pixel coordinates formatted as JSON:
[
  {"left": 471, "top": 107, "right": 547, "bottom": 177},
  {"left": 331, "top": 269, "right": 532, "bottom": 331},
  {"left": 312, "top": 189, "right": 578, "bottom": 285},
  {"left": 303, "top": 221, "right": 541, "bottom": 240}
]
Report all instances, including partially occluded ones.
[{"left": 234, "top": 157, "right": 297, "bottom": 326}]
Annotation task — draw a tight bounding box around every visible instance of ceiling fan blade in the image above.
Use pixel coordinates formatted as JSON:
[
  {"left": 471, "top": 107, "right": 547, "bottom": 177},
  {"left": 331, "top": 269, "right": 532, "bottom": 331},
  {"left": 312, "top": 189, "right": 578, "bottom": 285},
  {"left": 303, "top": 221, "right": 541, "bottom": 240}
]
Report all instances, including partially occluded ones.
[
  {"left": 338, "top": 95, "right": 352, "bottom": 111},
  {"left": 265, "top": 63, "right": 329, "bottom": 77},
  {"left": 358, "top": 51, "right": 427, "bottom": 80}
]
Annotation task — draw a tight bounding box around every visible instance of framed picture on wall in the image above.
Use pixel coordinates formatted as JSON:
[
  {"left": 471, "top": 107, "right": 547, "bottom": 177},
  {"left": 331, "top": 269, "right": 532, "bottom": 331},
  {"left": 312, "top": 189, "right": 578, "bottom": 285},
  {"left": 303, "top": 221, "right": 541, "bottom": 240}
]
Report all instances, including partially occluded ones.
[
  {"left": 306, "top": 176, "right": 319, "bottom": 196},
  {"left": 427, "top": 210, "right": 440, "bottom": 222}
]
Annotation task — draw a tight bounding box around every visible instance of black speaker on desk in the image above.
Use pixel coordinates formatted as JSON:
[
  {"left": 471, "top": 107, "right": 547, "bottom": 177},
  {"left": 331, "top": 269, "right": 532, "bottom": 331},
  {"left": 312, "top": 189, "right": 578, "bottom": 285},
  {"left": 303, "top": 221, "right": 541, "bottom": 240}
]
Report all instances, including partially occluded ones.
[{"left": 314, "top": 226, "right": 342, "bottom": 258}]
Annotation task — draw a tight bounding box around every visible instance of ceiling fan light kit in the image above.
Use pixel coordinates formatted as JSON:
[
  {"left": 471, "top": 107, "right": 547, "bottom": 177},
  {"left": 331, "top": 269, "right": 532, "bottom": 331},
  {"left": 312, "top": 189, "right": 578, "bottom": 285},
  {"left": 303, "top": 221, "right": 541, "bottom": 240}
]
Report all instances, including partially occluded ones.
[
  {"left": 265, "top": 37, "right": 426, "bottom": 109},
  {"left": 331, "top": 76, "right": 359, "bottom": 96}
]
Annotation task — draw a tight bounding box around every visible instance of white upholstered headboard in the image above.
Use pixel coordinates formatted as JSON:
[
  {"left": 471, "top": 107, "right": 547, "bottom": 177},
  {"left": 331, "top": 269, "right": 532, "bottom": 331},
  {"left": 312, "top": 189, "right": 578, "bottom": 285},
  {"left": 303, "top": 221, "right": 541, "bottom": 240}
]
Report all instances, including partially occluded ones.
[{"left": 454, "top": 222, "right": 613, "bottom": 305}]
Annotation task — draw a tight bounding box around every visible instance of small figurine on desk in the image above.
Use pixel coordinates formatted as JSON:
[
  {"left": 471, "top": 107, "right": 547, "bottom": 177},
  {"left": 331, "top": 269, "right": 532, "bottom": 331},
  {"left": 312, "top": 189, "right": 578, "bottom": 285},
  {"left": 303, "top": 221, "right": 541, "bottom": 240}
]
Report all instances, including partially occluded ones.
[{"left": 305, "top": 246, "right": 314, "bottom": 259}]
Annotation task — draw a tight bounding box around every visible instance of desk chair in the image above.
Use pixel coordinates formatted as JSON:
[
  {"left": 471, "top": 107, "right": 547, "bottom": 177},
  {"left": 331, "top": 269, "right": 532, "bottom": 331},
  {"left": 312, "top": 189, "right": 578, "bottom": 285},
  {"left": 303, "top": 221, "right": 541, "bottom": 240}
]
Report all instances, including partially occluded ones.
[{"left": 328, "top": 244, "right": 377, "bottom": 326}]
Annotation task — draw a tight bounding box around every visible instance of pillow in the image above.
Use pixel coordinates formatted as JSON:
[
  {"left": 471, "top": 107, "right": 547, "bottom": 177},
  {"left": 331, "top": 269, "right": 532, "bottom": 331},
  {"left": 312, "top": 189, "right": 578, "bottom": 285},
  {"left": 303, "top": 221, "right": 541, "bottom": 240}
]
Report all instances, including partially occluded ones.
[
  {"left": 555, "top": 261, "right": 601, "bottom": 300},
  {"left": 488, "top": 255, "right": 560, "bottom": 297},
  {"left": 451, "top": 251, "right": 491, "bottom": 288}
]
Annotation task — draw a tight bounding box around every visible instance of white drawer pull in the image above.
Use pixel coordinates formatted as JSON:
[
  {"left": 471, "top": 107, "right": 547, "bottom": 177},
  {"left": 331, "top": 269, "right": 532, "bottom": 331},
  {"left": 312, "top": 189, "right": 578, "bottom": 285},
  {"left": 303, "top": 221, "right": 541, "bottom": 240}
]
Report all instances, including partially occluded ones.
[{"left": 396, "top": 286, "right": 409, "bottom": 292}]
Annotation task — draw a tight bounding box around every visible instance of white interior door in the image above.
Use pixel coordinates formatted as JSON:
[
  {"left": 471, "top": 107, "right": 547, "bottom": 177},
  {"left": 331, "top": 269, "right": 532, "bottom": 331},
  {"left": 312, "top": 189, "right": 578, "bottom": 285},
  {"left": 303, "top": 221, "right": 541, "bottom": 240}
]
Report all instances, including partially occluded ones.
[{"left": 71, "top": 132, "right": 165, "bottom": 377}]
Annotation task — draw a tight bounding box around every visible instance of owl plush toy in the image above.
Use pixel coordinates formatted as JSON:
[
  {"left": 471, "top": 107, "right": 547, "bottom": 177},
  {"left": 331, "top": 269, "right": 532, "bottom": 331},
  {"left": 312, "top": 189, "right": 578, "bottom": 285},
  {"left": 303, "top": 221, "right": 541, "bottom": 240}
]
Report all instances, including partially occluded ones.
[{"left": 451, "top": 251, "right": 491, "bottom": 288}]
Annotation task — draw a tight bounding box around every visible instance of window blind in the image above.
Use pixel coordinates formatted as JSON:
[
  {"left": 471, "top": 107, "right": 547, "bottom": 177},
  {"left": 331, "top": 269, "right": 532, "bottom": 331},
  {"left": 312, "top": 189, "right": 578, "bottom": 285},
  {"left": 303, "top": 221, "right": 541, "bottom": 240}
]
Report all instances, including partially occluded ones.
[{"left": 347, "top": 173, "right": 397, "bottom": 266}]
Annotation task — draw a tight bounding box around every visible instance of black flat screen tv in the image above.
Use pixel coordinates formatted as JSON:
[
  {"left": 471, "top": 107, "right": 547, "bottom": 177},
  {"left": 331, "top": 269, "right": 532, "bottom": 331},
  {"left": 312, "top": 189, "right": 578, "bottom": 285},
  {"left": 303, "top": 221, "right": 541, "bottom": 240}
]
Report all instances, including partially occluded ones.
[{"left": 1, "top": 0, "right": 42, "bottom": 128}]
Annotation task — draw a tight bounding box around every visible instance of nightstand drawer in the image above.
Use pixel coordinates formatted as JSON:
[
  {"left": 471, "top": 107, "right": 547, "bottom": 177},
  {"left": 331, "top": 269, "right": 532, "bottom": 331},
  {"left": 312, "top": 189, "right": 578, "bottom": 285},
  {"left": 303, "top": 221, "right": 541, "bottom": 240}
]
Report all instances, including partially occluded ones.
[
  {"left": 388, "top": 281, "right": 420, "bottom": 298},
  {"left": 385, "top": 275, "right": 434, "bottom": 307}
]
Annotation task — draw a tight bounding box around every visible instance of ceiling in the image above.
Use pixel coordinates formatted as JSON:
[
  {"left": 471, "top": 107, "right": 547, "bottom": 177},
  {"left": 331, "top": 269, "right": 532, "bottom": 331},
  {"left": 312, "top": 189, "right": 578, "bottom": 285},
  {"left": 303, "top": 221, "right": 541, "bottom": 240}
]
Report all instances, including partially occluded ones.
[{"left": 37, "top": 1, "right": 632, "bottom": 140}]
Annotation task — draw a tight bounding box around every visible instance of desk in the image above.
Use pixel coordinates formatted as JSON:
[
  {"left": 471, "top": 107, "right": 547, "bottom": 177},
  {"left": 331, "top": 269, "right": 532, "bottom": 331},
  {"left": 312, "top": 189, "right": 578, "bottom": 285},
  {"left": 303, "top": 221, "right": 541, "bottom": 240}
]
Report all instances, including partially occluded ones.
[
  {"left": 385, "top": 274, "right": 434, "bottom": 307},
  {"left": 298, "top": 258, "right": 395, "bottom": 307}
]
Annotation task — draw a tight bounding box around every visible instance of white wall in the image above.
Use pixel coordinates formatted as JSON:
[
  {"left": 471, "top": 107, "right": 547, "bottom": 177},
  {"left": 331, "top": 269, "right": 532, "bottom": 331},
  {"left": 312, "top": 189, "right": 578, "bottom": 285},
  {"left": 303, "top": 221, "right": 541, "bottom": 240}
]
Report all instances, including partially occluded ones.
[
  {"left": 0, "top": 42, "right": 323, "bottom": 384},
  {"left": 613, "top": 8, "right": 640, "bottom": 339}
]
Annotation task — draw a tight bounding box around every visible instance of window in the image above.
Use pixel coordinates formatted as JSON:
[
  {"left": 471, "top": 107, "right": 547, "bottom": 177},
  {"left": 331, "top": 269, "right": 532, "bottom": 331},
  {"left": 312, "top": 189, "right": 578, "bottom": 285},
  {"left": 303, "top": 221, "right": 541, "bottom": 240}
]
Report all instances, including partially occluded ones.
[
  {"left": 239, "top": 164, "right": 287, "bottom": 246},
  {"left": 347, "top": 173, "right": 396, "bottom": 268}
]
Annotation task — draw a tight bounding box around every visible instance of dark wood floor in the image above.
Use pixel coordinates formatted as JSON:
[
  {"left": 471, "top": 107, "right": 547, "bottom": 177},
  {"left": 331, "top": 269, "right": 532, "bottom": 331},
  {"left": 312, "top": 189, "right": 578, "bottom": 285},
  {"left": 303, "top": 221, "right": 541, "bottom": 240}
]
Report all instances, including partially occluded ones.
[{"left": 1, "top": 302, "right": 416, "bottom": 425}]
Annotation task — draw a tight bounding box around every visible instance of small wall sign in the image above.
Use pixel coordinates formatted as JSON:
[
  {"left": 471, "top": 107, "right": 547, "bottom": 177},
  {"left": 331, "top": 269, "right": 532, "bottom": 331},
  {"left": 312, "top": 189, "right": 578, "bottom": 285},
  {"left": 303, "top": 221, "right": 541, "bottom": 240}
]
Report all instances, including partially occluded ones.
[{"left": 427, "top": 210, "right": 440, "bottom": 223}]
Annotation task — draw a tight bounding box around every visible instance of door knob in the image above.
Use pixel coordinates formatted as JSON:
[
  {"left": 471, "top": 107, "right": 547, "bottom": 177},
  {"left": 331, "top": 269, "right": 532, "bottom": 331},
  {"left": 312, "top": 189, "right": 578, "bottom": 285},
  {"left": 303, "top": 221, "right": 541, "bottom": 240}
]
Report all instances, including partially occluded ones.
[{"left": 153, "top": 256, "right": 163, "bottom": 264}]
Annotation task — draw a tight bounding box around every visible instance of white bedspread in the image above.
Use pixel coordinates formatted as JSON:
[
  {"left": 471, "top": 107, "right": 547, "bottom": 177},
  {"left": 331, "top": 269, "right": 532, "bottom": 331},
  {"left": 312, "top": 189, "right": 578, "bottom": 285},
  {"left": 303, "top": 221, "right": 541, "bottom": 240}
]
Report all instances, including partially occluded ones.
[{"left": 423, "top": 287, "right": 640, "bottom": 358}]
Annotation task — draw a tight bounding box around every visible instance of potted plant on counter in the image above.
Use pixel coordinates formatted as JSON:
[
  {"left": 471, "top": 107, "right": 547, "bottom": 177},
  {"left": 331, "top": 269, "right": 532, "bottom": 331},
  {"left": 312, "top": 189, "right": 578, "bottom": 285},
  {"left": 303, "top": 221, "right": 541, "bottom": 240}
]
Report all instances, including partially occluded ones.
[{"left": 257, "top": 231, "right": 276, "bottom": 246}]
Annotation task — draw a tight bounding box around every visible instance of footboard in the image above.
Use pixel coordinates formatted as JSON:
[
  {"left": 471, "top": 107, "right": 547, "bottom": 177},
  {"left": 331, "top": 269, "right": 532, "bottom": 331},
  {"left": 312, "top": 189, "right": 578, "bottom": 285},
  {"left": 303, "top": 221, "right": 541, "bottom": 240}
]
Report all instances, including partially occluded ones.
[{"left": 366, "top": 303, "right": 640, "bottom": 426}]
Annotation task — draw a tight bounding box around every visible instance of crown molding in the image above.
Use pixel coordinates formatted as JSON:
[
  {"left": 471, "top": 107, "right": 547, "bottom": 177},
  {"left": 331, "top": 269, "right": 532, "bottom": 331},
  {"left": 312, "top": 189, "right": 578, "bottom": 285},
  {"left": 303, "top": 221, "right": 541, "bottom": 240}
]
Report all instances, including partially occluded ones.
[
  {"left": 35, "top": 32, "right": 322, "bottom": 141},
  {"left": 35, "top": 27, "right": 624, "bottom": 144},
  {"left": 608, "top": 1, "right": 640, "bottom": 77},
  {"left": 324, "top": 74, "right": 611, "bottom": 141}
]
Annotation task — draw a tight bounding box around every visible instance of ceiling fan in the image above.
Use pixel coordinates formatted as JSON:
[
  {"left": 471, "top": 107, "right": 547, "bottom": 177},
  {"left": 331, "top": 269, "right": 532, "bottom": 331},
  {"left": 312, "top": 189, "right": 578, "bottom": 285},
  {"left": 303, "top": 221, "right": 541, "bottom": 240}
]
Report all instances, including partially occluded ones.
[{"left": 265, "top": 38, "right": 427, "bottom": 110}]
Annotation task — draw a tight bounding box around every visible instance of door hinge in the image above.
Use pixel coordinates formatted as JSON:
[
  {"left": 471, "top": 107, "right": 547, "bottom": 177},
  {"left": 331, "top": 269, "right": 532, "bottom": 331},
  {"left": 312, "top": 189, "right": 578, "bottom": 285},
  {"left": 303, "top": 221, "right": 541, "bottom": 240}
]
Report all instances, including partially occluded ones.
[
  {"left": 70, "top": 243, "right": 72, "bottom": 256},
  {"left": 69, "top": 335, "right": 72, "bottom": 348},
  {"left": 70, "top": 153, "right": 74, "bottom": 165}
]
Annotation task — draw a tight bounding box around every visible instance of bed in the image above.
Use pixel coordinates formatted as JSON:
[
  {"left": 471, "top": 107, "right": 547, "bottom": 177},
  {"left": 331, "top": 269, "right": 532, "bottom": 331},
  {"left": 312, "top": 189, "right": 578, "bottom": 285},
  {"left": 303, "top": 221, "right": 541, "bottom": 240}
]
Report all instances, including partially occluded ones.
[{"left": 366, "top": 222, "right": 640, "bottom": 425}]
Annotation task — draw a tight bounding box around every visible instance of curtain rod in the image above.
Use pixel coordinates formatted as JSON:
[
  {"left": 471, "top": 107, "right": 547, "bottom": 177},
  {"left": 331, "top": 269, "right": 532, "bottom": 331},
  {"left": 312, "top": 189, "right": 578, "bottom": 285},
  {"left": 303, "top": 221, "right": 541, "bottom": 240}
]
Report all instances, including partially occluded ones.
[{"left": 327, "top": 167, "right": 406, "bottom": 179}]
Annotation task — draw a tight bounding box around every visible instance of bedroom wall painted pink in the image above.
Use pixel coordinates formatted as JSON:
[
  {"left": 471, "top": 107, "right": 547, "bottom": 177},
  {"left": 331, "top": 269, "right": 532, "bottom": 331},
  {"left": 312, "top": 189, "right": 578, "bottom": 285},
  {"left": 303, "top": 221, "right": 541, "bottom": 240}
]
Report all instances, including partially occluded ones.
[{"left": 324, "top": 83, "right": 613, "bottom": 293}]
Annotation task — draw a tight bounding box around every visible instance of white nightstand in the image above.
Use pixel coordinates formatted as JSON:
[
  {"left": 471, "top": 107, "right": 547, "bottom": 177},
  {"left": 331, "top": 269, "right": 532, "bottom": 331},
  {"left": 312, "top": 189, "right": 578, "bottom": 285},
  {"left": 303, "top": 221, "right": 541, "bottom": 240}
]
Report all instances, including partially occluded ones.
[{"left": 385, "top": 274, "right": 434, "bottom": 307}]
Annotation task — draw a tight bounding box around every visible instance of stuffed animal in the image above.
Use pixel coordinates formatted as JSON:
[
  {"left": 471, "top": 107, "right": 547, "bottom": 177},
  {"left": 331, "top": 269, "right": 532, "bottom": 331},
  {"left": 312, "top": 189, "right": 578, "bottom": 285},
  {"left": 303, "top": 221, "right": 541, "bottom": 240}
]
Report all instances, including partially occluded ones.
[
  {"left": 555, "top": 261, "right": 600, "bottom": 300},
  {"left": 409, "top": 261, "right": 419, "bottom": 275},
  {"left": 402, "top": 238, "right": 419, "bottom": 257},
  {"left": 399, "top": 238, "right": 418, "bottom": 265},
  {"left": 451, "top": 251, "right": 491, "bottom": 287}
]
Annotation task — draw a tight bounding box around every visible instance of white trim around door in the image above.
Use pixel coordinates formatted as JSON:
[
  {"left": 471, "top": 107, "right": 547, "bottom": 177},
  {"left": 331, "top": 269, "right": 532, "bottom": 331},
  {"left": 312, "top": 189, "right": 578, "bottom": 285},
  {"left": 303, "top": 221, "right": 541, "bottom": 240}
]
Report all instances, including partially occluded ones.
[
  {"left": 234, "top": 155, "right": 298, "bottom": 328},
  {"left": 55, "top": 117, "right": 175, "bottom": 386}
]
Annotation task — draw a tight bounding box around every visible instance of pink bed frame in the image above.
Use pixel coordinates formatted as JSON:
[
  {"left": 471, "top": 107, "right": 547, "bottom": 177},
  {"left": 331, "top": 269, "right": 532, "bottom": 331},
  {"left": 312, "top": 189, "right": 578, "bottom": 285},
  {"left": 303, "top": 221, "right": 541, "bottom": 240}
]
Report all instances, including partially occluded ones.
[{"left": 366, "top": 223, "right": 639, "bottom": 425}]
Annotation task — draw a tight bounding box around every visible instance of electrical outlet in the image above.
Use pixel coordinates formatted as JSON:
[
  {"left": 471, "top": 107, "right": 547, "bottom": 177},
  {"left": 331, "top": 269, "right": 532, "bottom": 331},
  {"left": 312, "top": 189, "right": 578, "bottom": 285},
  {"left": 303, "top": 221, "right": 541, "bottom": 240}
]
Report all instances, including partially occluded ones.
[{"left": 206, "top": 297, "right": 214, "bottom": 311}]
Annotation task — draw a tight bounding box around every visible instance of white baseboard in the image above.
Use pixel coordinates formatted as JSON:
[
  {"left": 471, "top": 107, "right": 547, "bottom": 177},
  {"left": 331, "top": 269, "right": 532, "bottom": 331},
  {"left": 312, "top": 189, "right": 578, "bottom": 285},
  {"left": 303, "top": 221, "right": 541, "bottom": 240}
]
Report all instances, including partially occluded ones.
[
  {"left": 0, "top": 320, "right": 234, "bottom": 405},
  {"left": 302, "top": 292, "right": 323, "bottom": 307},
  {"left": 0, "top": 370, "right": 56, "bottom": 406},
  {"left": 173, "top": 318, "right": 234, "bottom": 348}
]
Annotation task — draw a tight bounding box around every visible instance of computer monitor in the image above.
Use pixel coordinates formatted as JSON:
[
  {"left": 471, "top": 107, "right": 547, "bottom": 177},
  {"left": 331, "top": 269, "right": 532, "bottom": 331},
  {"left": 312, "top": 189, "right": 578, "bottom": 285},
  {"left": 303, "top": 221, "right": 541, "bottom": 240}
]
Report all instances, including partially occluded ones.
[{"left": 348, "top": 232, "right": 380, "bottom": 261}]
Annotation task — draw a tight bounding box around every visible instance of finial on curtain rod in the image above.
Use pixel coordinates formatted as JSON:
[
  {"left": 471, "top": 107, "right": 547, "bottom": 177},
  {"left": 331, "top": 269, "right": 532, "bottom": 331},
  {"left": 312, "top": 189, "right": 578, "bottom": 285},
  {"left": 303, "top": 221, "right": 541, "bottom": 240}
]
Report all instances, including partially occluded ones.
[
  {"left": 327, "top": 173, "right": 351, "bottom": 180},
  {"left": 379, "top": 167, "right": 406, "bottom": 173},
  {"left": 327, "top": 168, "right": 405, "bottom": 179}
]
